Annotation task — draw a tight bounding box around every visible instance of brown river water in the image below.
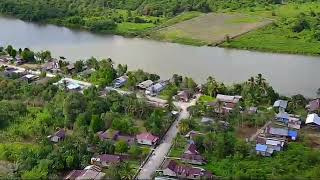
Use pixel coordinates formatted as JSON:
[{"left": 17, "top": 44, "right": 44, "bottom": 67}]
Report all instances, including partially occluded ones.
[{"left": 0, "top": 16, "right": 319, "bottom": 97}]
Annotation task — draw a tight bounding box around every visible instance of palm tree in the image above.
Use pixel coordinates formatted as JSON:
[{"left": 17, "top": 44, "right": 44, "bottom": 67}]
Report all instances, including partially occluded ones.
[
  {"left": 255, "top": 74, "right": 265, "bottom": 86},
  {"left": 179, "top": 119, "right": 190, "bottom": 134},
  {"left": 120, "top": 162, "right": 135, "bottom": 180},
  {"left": 206, "top": 76, "right": 219, "bottom": 97},
  {"left": 247, "top": 76, "right": 255, "bottom": 88}
]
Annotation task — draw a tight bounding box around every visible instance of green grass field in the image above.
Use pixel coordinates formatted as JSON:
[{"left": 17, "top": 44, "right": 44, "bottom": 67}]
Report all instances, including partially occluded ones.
[
  {"left": 223, "top": 2, "right": 320, "bottom": 55},
  {"left": 153, "top": 13, "right": 272, "bottom": 46},
  {"left": 116, "top": 22, "right": 156, "bottom": 35},
  {"left": 222, "top": 25, "right": 320, "bottom": 55}
]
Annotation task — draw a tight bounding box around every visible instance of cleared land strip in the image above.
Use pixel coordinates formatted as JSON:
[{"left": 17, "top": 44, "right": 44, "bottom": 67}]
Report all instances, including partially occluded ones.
[{"left": 156, "top": 13, "right": 273, "bottom": 45}]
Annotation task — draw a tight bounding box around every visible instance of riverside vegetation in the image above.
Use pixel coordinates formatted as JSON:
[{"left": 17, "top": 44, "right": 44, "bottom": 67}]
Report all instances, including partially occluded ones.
[
  {"left": 0, "top": 0, "right": 320, "bottom": 55},
  {"left": 1, "top": 46, "right": 320, "bottom": 179}
]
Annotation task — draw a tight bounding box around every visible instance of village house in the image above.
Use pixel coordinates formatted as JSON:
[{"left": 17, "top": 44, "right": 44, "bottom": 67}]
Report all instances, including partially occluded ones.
[
  {"left": 65, "top": 165, "right": 105, "bottom": 180},
  {"left": 91, "top": 154, "right": 122, "bottom": 167},
  {"left": 273, "top": 100, "right": 288, "bottom": 111},
  {"left": 275, "top": 112, "right": 301, "bottom": 130},
  {"left": 256, "top": 136, "right": 286, "bottom": 157},
  {"left": 216, "top": 94, "right": 242, "bottom": 104},
  {"left": 53, "top": 78, "right": 92, "bottom": 93},
  {"left": 161, "top": 160, "right": 213, "bottom": 180},
  {"left": 181, "top": 154, "right": 206, "bottom": 165},
  {"left": 276, "top": 112, "right": 290, "bottom": 123},
  {"left": 136, "top": 132, "right": 159, "bottom": 146},
  {"left": 41, "top": 60, "right": 60, "bottom": 73},
  {"left": 113, "top": 76, "right": 128, "bottom": 88},
  {"left": 0, "top": 56, "right": 10, "bottom": 63},
  {"left": 15, "top": 58, "right": 24, "bottom": 65},
  {"left": 66, "top": 63, "right": 75, "bottom": 73},
  {"left": 185, "top": 131, "right": 203, "bottom": 140},
  {"left": 287, "top": 116, "right": 302, "bottom": 130},
  {"left": 4, "top": 67, "right": 25, "bottom": 78},
  {"left": 181, "top": 143, "right": 206, "bottom": 165},
  {"left": 185, "top": 143, "right": 199, "bottom": 155},
  {"left": 137, "top": 80, "right": 153, "bottom": 90},
  {"left": 266, "top": 127, "right": 298, "bottom": 141},
  {"left": 208, "top": 94, "right": 242, "bottom": 114},
  {"left": 306, "top": 99, "right": 320, "bottom": 113},
  {"left": 21, "top": 74, "right": 39, "bottom": 83},
  {"left": 176, "top": 90, "right": 193, "bottom": 102},
  {"left": 97, "top": 130, "right": 136, "bottom": 145},
  {"left": 306, "top": 113, "right": 320, "bottom": 127},
  {"left": 255, "top": 144, "right": 272, "bottom": 157},
  {"left": 145, "top": 81, "right": 167, "bottom": 96},
  {"left": 48, "top": 129, "right": 66, "bottom": 143}
]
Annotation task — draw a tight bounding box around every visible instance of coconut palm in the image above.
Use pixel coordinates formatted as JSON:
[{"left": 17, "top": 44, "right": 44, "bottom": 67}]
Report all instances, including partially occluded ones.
[
  {"left": 179, "top": 119, "right": 190, "bottom": 134},
  {"left": 206, "top": 76, "right": 219, "bottom": 97},
  {"left": 120, "top": 162, "right": 135, "bottom": 180}
]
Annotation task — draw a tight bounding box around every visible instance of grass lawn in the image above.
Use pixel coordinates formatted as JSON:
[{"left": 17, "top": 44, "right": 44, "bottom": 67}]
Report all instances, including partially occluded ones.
[
  {"left": 168, "top": 135, "right": 188, "bottom": 157},
  {"left": 116, "top": 22, "right": 156, "bottom": 35},
  {"left": 199, "top": 95, "right": 215, "bottom": 104},
  {"left": 152, "top": 13, "right": 272, "bottom": 46},
  {"left": 222, "top": 2, "right": 320, "bottom": 55},
  {"left": 159, "top": 11, "right": 204, "bottom": 28},
  {"left": 135, "top": 119, "right": 147, "bottom": 133},
  {"left": 222, "top": 25, "right": 320, "bottom": 55}
]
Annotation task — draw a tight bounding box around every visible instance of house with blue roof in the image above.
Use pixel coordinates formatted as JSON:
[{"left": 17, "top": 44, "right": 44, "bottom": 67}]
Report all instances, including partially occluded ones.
[
  {"left": 145, "top": 81, "right": 167, "bottom": 96},
  {"left": 256, "top": 144, "right": 272, "bottom": 157},
  {"left": 276, "top": 112, "right": 290, "bottom": 124},
  {"left": 288, "top": 130, "right": 298, "bottom": 141}
]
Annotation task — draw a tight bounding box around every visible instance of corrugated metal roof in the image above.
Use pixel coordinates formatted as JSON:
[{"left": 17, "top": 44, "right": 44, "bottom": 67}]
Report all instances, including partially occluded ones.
[
  {"left": 266, "top": 140, "right": 281, "bottom": 146},
  {"left": 306, "top": 114, "right": 320, "bottom": 125},
  {"left": 256, "top": 144, "right": 267, "bottom": 152},
  {"left": 273, "top": 100, "right": 288, "bottom": 109}
]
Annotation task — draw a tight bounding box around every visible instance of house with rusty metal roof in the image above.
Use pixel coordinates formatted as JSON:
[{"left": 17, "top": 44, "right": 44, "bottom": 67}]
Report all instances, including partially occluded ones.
[{"left": 162, "top": 160, "right": 214, "bottom": 179}]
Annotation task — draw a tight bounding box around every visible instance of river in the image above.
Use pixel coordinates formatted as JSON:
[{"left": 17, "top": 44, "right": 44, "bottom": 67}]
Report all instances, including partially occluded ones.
[{"left": 0, "top": 16, "right": 319, "bottom": 97}]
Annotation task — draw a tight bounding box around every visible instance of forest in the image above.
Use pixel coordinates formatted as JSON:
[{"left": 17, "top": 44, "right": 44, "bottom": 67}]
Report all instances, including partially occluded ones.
[{"left": 0, "top": 0, "right": 287, "bottom": 35}]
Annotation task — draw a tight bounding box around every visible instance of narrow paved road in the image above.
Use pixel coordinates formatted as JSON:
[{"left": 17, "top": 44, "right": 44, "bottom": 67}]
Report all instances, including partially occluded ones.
[{"left": 137, "top": 95, "right": 200, "bottom": 179}]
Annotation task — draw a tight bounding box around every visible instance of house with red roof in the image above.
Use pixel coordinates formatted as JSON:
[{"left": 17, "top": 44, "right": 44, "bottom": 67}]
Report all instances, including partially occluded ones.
[
  {"left": 182, "top": 143, "right": 206, "bottom": 165},
  {"left": 136, "top": 132, "right": 159, "bottom": 146},
  {"left": 185, "top": 144, "right": 199, "bottom": 155},
  {"left": 307, "top": 98, "right": 320, "bottom": 113}
]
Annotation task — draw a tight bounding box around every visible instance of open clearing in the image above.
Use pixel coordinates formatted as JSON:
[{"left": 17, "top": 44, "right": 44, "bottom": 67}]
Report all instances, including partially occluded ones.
[{"left": 155, "top": 13, "right": 273, "bottom": 45}]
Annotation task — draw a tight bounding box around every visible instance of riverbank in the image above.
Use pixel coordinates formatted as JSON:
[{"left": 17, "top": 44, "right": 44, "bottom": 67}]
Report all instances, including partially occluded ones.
[
  {"left": 1, "top": 16, "right": 320, "bottom": 97},
  {"left": 1, "top": 1, "right": 320, "bottom": 56},
  {"left": 221, "top": 19, "right": 320, "bottom": 56}
]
